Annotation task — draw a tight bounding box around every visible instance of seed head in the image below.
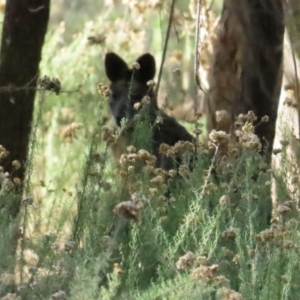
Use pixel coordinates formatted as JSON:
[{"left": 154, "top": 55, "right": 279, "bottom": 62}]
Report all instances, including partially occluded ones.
[
  {"left": 219, "top": 195, "right": 230, "bottom": 206},
  {"left": 133, "top": 102, "right": 141, "bottom": 110},
  {"left": 113, "top": 201, "right": 140, "bottom": 222},
  {"left": 132, "top": 61, "right": 141, "bottom": 70},
  {"left": 172, "top": 68, "right": 181, "bottom": 76},
  {"left": 0, "top": 145, "right": 9, "bottom": 159},
  {"left": 176, "top": 251, "right": 196, "bottom": 270},
  {"left": 159, "top": 143, "right": 170, "bottom": 154},
  {"left": 147, "top": 80, "right": 156, "bottom": 87},
  {"left": 216, "top": 110, "right": 230, "bottom": 123},
  {"left": 261, "top": 115, "right": 269, "bottom": 122},
  {"left": 97, "top": 82, "right": 111, "bottom": 97},
  {"left": 150, "top": 175, "right": 164, "bottom": 185},
  {"left": 209, "top": 130, "right": 229, "bottom": 144}
]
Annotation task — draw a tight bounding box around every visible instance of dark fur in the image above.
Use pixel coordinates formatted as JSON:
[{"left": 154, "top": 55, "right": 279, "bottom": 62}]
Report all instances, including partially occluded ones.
[{"left": 104, "top": 52, "right": 194, "bottom": 170}]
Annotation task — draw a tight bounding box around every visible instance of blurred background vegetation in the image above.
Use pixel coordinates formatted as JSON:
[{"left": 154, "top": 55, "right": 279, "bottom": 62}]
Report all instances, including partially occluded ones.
[{"left": 32, "top": 0, "right": 220, "bottom": 235}]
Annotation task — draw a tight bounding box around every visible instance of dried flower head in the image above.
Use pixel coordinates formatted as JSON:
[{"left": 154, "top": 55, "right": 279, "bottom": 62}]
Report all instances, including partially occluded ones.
[
  {"left": 283, "top": 241, "right": 295, "bottom": 249},
  {"left": 192, "top": 264, "right": 218, "bottom": 280},
  {"left": 51, "top": 290, "right": 67, "bottom": 300},
  {"left": 114, "top": 263, "right": 123, "bottom": 275},
  {"left": 150, "top": 175, "right": 165, "bottom": 185},
  {"left": 147, "top": 80, "right": 156, "bottom": 87},
  {"left": 216, "top": 110, "right": 230, "bottom": 123},
  {"left": 0, "top": 145, "right": 9, "bottom": 159},
  {"left": 126, "top": 145, "right": 136, "bottom": 153},
  {"left": 102, "top": 126, "right": 116, "bottom": 143},
  {"left": 149, "top": 188, "right": 158, "bottom": 195},
  {"left": 13, "top": 177, "right": 21, "bottom": 185},
  {"left": 64, "top": 241, "right": 76, "bottom": 252},
  {"left": 113, "top": 201, "right": 140, "bottom": 222},
  {"left": 178, "top": 141, "right": 195, "bottom": 153},
  {"left": 133, "top": 102, "right": 141, "bottom": 110},
  {"left": 209, "top": 130, "right": 230, "bottom": 144},
  {"left": 212, "top": 275, "right": 230, "bottom": 285},
  {"left": 261, "top": 115, "right": 269, "bottom": 122},
  {"left": 132, "top": 61, "right": 141, "bottom": 70},
  {"left": 146, "top": 155, "right": 157, "bottom": 166},
  {"left": 1, "top": 293, "right": 21, "bottom": 300},
  {"left": 100, "top": 181, "right": 111, "bottom": 191},
  {"left": 172, "top": 68, "right": 181, "bottom": 76},
  {"left": 60, "top": 122, "right": 83, "bottom": 143},
  {"left": 178, "top": 165, "right": 189, "bottom": 177},
  {"left": 87, "top": 33, "right": 106, "bottom": 45},
  {"left": 97, "top": 82, "right": 111, "bottom": 97},
  {"left": 11, "top": 160, "right": 21, "bottom": 170},
  {"left": 136, "top": 149, "right": 157, "bottom": 166},
  {"left": 236, "top": 111, "right": 257, "bottom": 126},
  {"left": 165, "top": 141, "right": 195, "bottom": 158},
  {"left": 197, "top": 256, "right": 208, "bottom": 266},
  {"left": 168, "top": 169, "right": 177, "bottom": 178},
  {"left": 256, "top": 228, "right": 275, "bottom": 243},
  {"left": 276, "top": 204, "right": 291, "bottom": 214},
  {"left": 128, "top": 165, "right": 135, "bottom": 173},
  {"left": 156, "top": 116, "right": 164, "bottom": 124},
  {"left": 217, "top": 288, "right": 243, "bottom": 300},
  {"left": 237, "top": 128, "right": 261, "bottom": 151},
  {"left": 159, "top": 143, "right": 170, "bottom": 155},
  {"left": 222, "top": 228, "right": 237, "bottom": 239},
  {"left": 138, "top": 149, "right": 151, "bottom": 159},
  {"left": 22, "top": 196, "right": 33, "bottom": 205},
  {"left": 242, "top": 122, "right": 254, "bottom": 133},
  {"left": 176, "top": 251, "right": 196, "bottom": 270},
  {"left": 219, "top": 195, "right": 230, "bottom": 206},
  {"left": 193, "top": 128, "right": 202, "bottom": 136},
  {"left": 283, "top": 89, "right": 297, "bottom": 107},
  {"left": 246, "top": 110, "right": 256, "bottom": 121},
  {"left": 38, "top": 76, "right": 61, "bottom": 95}
]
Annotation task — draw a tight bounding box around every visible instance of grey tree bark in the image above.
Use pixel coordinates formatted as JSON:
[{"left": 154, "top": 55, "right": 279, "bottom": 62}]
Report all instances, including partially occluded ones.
[{"left": 0, "top": 0, "right": 50, "bottom": 217}]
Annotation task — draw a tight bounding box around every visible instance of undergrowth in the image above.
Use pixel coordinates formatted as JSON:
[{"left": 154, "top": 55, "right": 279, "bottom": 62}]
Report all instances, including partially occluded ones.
[{"left": 1, "top": 87, "right": 300, "bottom": 299}]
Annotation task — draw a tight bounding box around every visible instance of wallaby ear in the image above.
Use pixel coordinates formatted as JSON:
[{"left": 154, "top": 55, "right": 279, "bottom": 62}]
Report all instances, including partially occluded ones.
[
  {"left": 134, "top": 53, "right": 156, "bottom": 82},
  {"left": 105, "top": 52, "right": 129, "bottom": 82}
]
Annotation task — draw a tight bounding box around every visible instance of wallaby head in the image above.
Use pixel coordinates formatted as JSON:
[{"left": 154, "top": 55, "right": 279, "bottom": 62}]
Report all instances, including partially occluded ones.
[{"left": 104, "top": 52, "right": 157, "bottom": 127}]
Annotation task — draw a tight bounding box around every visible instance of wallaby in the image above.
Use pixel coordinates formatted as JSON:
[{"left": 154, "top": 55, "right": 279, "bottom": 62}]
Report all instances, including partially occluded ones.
[{"left": 104, "top": 52, "right": 195, "bottom": 170}]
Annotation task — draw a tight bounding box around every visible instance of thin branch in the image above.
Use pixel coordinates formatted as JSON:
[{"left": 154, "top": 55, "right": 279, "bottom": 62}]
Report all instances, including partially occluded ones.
[
  {"left": 0, "top": 85, "right": 80, "bottom": 94},
  {"left": 290, "top": 38, "right": 300, "bottom": 139},
  {"left": 155, "top": 0, "right": 176, "bottom": 97},
  {"left": 194, "top": 0, "right": 202, "bottom": 91},
  {"left": 285, "top": 0, "right": 300, "bottom": 138}
]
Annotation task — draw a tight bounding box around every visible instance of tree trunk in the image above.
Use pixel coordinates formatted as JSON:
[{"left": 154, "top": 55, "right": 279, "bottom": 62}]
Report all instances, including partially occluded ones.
[
  {"left": 206, "top": 0, "right": 284, "bottom": 163},
  {"left": 0, "top": 0, "right": 50, "bottom": 217},
  {"left": 205, "top": 0, "right": 284, "bottom": 228},
  {"left": 286, "top": 0, "right": 300, "bottom": 57}
]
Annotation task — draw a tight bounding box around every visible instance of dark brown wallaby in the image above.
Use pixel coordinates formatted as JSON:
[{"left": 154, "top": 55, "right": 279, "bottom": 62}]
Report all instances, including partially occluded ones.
[{"left": 104, "top": 52, "right": 194, "bottom": 170}]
